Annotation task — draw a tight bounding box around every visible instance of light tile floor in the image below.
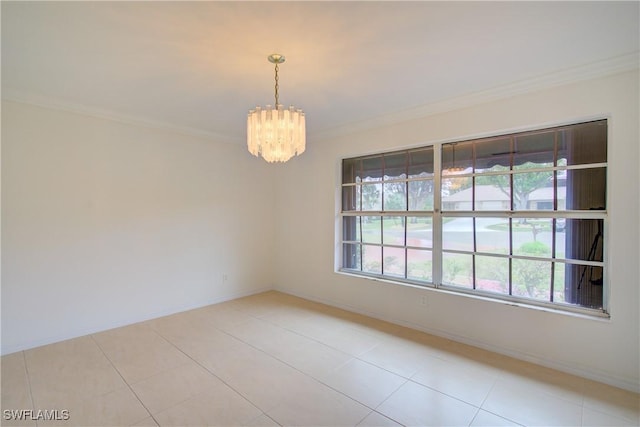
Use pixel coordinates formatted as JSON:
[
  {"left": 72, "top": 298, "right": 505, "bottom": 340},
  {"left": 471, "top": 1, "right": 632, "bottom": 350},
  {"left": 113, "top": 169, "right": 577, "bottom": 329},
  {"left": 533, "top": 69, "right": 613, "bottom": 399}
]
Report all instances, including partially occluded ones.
[{"left": 2, "top": 291, "right": 639, "bottom": 426}]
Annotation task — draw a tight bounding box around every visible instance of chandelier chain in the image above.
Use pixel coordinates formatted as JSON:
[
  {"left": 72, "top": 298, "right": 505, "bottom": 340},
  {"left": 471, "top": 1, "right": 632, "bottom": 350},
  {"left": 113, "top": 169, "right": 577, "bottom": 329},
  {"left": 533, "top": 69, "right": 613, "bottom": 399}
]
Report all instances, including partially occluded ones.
[{"left": 274, "top": 63, "right": 279, "bottom": 107}]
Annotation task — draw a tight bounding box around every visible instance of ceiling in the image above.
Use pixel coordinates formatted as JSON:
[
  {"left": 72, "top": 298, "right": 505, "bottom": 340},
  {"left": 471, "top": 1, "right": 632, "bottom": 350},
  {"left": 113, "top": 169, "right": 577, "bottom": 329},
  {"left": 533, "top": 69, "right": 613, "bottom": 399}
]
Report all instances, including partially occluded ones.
[{"left": 2, "top": 1, "right": 639, "bottom": 143}]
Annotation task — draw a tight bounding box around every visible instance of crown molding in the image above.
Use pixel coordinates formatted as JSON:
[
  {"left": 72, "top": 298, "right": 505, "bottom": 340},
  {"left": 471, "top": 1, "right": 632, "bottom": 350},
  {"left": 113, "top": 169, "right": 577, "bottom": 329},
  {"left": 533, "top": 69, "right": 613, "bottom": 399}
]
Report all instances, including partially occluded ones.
[
  {"left": 3, "top": 52, "right": 638, "bottom": 145},
  {"left": 311, "top": 52, "right": 640, "bottom": 141},
  {"left": 1, "top": 89, "right": 245, "bottom": 146}
]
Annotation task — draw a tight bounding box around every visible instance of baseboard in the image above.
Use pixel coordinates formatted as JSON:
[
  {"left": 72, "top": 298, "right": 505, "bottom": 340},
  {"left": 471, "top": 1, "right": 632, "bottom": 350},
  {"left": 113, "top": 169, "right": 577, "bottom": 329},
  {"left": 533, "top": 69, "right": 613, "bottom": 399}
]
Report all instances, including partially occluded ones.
[
  {"left": 1, "top": 285, "right": 273, "bottom": 356},
  {"left": 275, "top": 286, "right": 640, "bottom": 393}
]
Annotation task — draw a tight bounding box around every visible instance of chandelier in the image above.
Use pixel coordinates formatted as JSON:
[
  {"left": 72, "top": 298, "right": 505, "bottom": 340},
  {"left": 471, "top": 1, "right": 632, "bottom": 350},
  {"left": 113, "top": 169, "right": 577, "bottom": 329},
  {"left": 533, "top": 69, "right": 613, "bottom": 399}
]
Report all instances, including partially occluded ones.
[{"left": 247, "top": 54, "right": 306, "bottom": 163}]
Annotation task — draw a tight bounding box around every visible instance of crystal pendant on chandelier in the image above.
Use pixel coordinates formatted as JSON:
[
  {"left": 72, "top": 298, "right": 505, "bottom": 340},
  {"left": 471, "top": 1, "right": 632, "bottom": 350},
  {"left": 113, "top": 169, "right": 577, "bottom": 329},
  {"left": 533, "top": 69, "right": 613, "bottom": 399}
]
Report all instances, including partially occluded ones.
[
  {"left": 247, "top": 104, "right": 306, "bottom": 163},
  {"left": 247, "top": 54, "right": 306, "bottom": 163}
]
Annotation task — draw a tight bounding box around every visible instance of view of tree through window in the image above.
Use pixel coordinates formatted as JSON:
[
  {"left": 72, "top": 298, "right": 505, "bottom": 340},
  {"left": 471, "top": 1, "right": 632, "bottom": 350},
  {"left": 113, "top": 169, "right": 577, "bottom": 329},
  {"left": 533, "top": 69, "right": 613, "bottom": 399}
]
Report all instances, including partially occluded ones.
[
  {"left": 342, "top": 148, "right": 435, "bottom": 282},
  {"left": 341, "top": 120, "right": 607, "bottom": 314}
]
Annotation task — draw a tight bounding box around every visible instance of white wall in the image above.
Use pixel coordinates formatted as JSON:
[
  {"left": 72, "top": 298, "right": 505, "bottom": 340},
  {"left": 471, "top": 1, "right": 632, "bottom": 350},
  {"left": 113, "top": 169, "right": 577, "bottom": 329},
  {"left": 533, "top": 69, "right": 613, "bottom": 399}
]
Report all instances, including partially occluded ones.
[
  {"left": 1, "top": 100, "right": 276, "bottom": 354},
  {"left": 274, "top": 70, "right": 640, "bottom": 392}
]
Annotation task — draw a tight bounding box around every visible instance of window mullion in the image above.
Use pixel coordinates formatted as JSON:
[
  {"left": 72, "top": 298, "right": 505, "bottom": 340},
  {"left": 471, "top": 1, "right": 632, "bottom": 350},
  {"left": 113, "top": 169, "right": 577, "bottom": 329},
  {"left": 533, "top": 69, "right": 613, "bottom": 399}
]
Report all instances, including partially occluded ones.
[
  {"left": 379, "top": 215, "right": 384, "bottom": 275},
  {"left": 403, "top": 148, "right": 409, "bottom": 278},
  {"left": 509, "top": 136, "right": 514, "bottom": 296},
  {"left": 357, "top": 216, "right": 362, "bottom": 272},
  {"left": 471, "top": 144, "right": 476, "bottom": 290},
  {"left": 433, "top": 143, "right": 443, "bottom": 288}
]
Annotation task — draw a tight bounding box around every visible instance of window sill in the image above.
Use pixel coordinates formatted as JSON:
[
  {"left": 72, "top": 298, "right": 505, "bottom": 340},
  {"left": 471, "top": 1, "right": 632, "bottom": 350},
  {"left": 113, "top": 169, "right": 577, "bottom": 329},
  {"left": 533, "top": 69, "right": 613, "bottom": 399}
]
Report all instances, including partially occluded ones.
[{"left": 335, "top": 269, "right": 611, "bottom": 321}]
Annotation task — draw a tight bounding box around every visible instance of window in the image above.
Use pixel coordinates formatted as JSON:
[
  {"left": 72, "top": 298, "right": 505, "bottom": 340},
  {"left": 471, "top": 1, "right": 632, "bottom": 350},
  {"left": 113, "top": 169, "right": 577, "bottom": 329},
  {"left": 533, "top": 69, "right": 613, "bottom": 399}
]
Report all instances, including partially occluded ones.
[
  {"left": 340, "top": 120, "right": 608, "bottom": 315},
  {"left": 342, "top": 148, "right": 435, "bottom": 282}
]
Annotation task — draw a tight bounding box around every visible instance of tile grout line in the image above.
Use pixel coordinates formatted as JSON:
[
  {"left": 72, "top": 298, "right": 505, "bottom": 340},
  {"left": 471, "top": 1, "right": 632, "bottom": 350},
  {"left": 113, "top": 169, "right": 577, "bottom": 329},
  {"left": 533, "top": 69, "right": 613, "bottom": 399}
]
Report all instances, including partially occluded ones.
[
  {"left": 20, "top": 350, "right": 38, "bottom": 427},
  {"left": 246, "top": 411, "right": 282, "bottom": 427},
  {"left": 195, "top": 300, "right": 466, "bottom": 391},
  {"left": 368, "top": 378, "right": 411, "bottom": 426},
  {"left": 224, "top": 307, "right": 410, "bottom": 381},
  {"left": 467, "top": 408, "right": 482, "bottom": 427},
  {"left": 263, "top": 295, "right": 631, "bottom": 413},
  {"left": 147, "top": 322, "right": 274, "bottom": 422},
  {"left": 353, "top": 410, "right": 373, "bottom": 427},
  {"left": 89, "top": 334, "right": 161, "bottom": 427},
  {"left": 206, "top": 316, "right": 389, "bottom": 413},
  {"left": 578, "top": 377, "right": 587, "bottom": 427},
  {"left": 157, "top": 309, "right": 387, "bottom": 421},
  {"left": 252, "top": 301, "right": 505, "bottom": 407},
  {"left": 214, "top": 304, "right": 492, "bottom": 420},
  {"left": 235, "top": 316, "right": 416, "bottom": 419},
  {"left": 370, "top": 410, "right": 409, "bottom": 427},
  {"left": 352, "top": 351, "right": 489, "bottom": 411},
  {"left": 471, "top": 377, "right": 532, "bottom": 427},
  {"left": 255, "top": 310, "right": 372, "bottom": 355},
  {"left": 466, "top": 379, "right": 493, "bottom": 427},
  {"left": 477, "top": 376, "right": 497, "bottom": 409},
  {"left": 253, "top": 303, "right": 409, "bottom": 356},
  {"left": 473, "top": 409, "right": 525, "bottom": 427}
]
